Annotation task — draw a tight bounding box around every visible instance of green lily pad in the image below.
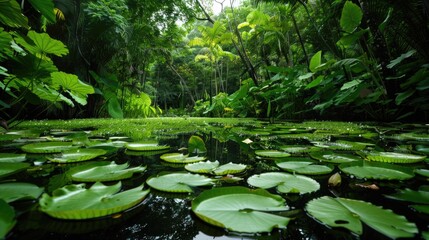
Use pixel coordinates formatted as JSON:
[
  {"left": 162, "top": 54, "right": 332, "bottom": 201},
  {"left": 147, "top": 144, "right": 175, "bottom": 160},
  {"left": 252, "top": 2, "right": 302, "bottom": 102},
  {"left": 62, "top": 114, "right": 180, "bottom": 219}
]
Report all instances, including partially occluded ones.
[
  {"left": 146, "top": 172, "right": 214, "bottom": 193},
  {"left": 125, "top": 141, "right": 170, "bottom": 151},
  {"left": 125, "top": 149, "right": 170, "bottom": 157},
  {"left": 160, "top": 153, "right": 206, "bottom": 164},
  {"left": 39, "top": 182, "right": 149, "bottom": 219},
  {"left": 415, "top": 145, "right": 429, "bottom": 155},
  {"left": 411, "top": 205, "right": 429, "bottom": 214},
  {"left": 0, "top": 134, "right": 21, "bottom": 142},
  {"left": 385, "top": 187, "right": 429, "bottom": 204},
  {"left": 21, "top": 142, "right": 77, "bottom": 153},
  {"left": 185, "top": 161, "right": 247, "bottom": 175},
  {"left": 310, "top": 151, "right": 362, "bottom": 163},
  {"left": 247, "top": 172, "right": 320, "bottom": 194},
  {"left": 364, "top": 151, "right": 426, "bottom": 164},
  {"left": 415, "top": 169, "right": 429, "bottom": 177},
  {"left": 276, "top": 160, "right": 334, "bottom": 175},
  {"left": 312, "top": 140, "right": 369, "bottom": 150},
  {"left": 0, "top": 162, "right": 31, "bottom": 179},
  {"left": 0, "top": 200, "right": 16, "bottom": 239},
  {"left": 306, "top": 196, "right": 418, "bottom": 238},
  {"left": 0, "top": 153, "right": 26, "bottom": 163},
  {"left": 47, "top": 148, "right": 107, "bottom": 163},
  {"left": 255, "top": 150, "right": 291, "bottom": 158},
  {"left": 0, "top": 182, "right": 44, "bottom": 203},
  {"left": 339, "top": 161, "right": 414, "bottom": 180},
  {"left": 67, "top": 161, "right": 146, "bottom": 182},
  {"left": 279, "top": 145, "right": 320, "bottom": 153},
  {"left": 192, "top": 186, "right": 290, "bottom": 233}
]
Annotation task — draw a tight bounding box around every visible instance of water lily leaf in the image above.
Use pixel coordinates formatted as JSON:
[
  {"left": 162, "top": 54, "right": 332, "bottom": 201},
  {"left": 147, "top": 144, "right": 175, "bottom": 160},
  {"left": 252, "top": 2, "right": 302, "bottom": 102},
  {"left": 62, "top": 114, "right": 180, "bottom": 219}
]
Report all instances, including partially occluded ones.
[
  {"left": 0, "top": 199, "right": 16, "bottom": 239},
  {"left": 339, "top": 161, "right": 414, "bottom": 180},
  {"left": 67, "top": 161, "right": 146, "bottom": 182},
  {"left": 125, "top": 149, "right": 169, "bottom": 157},
  {"left": 0, "top": 153, "right": 26, "bottom": 163},
  {"left": 311, "top": 140, "right": 369, "bottom": 151},
  {"left": 306, "top": 196, "right": 417, "bottom": 238},
  {"left": 146, "top": 172, "right": 213, "bottom": 193},
  {"left": 276, "top": 160, "right": 334, "bottom": 175},
  {"left": 185, "top": 160, "right": 220, "bottom": 174},
  {"left": 0, "top": 182, "right": 44, "bottom": 203},
  {"left": 185, "top": 161, "right": 247, "bottom": 176},
  {"left": 21, "top": 142, "right": 77, "bottom": 153},
  {"left": 0, "top": 162, "right": 30, "bottom": 178},
  {"left": 385, "top": 188, "right": 429, "bottom": 204},
  {"left": 411, "top": 205, "right": 429, "bottom": 214},
  {"left": 160, "top": 153, "right": 206, "bottom": 164},
  {"left": 310, "top": 151, "right": 362, "bottom": 163},
  {"left": 125, "top": 141, "right": 170, "bottom": 151},
  {"left": 415, "top": 145, "right": 429, "bottom": 155},
  {"left": 39, "top": 182, "right": 149, "bottom": 219},
  {"left": 247, "top": 172, "right": 320, "bottom": 194},
  {"left": 255, "top": 150, "right": 291, "bottom": 158},
  {"left": 279, "top": 145, "right": 320, "bottom": 153},
  {"left": 188, "top": 135, "right": 207, "bottom": 153},
  {"left": 364, "top": 151, "right": 426, "bottom": 163},
  {"left": 192, "top": 186, "right": 290, "bottom": 233},
  {"left": 0, "top": 134, "right": 21, "bottom": 142},
  {"left": 415, "top": 169, "right": 429, "bottom": 177},
  {"left": 213, "top": 162, "right": 247, "bottom": 175},
  {"left": 48, "top": 148, "right": 107, "bottom": 163}
]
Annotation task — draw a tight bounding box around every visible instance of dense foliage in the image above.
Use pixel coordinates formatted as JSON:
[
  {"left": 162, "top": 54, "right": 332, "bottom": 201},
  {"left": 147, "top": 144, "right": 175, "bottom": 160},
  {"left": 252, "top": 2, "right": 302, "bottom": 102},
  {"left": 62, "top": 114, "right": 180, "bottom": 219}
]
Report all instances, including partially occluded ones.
[{"left": 1, "top": 0, "right": 428, "bottom": 122}]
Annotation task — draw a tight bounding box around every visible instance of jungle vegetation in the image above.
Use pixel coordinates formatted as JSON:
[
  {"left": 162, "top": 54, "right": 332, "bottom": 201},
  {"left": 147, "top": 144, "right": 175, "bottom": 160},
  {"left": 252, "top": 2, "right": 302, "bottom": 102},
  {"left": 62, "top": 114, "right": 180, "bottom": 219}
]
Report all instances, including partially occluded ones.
[{"left": 1, "top": 0, "right": 428, "bottom": 124}]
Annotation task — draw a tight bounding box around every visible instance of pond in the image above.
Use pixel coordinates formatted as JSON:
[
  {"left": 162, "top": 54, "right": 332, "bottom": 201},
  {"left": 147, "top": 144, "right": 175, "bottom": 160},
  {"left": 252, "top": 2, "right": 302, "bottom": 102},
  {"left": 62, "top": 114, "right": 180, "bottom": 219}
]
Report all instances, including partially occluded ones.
[{"left": 0, "top": 118, "right": 428, "bottom": 239}]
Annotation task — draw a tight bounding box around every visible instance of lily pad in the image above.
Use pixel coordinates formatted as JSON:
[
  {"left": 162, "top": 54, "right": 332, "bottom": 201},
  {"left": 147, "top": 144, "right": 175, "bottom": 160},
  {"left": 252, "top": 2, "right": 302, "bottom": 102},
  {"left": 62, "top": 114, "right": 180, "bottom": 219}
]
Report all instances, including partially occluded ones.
[
  {"left": 146, "top": 172, "right": 214, "bottom": 193},
  {"left": 364, "top": 151, "right": 426, "bottom": 164},
  {"left": 0, "top": 182, "right": 44, "bottom": 203},
  {"left": 310, "top": 151, "right": 362, "bottom": 163},
  {"left": 160, "top": 153, "right": 206, "bottom": 164},
  {"left": 306, "top": 196, "right": 418, "bottom": 238},
  {"left": 247, "top": 172, "right": 320, "bottom": 194},
  {"left": 185, "top": 161, "right": 220, "bottom": 174},
  {"left": 276, "top": 160, "right": 334, "bottom": 175},
  {"left": 415, "top": 145, "right": 429, "bottom": 155},
  {"left": 385, "top": 188, "right": 429, "bottom": 204},
  {"left": 48, "top": 148, "right": 107, "bottom": 163},
  {"left": 192, "top": 186, "right": 290, "bottom": 233},
  {"left": 0, "top": 153, "right": 26, "bottom": 163},
  {"left": 0, "top": 200, "right": 16, "bottom": 239},
  {"left": 279, "top": 145, "right": 319, "bottom": 153},
  {"left": 339, "top": 161, "right": 414, "bottom": 180},
  {"left": 312, "top": 140, "right": 369, "bottom": 150},
  {"left": 0, "top": 162, "right": 31, "bottom": 179},
  {"left": 125, "top": 141, "right": 170, "bottom": 151},
  {"left": 21, "top": 142, "right": 77, "bottom": 153},
  {"left": 39, "top": 182, "right": 149, "bottom": 219},
  {"left": 255, "top": 150, "right": 291, "bottom": 158},
  {"left": 415, "top": 169, "right": 429, "bottom": 177},
  {"left": 67, "top": 161, "right": 146, "bottom": 182},
  {"left": 185, "top": 161, "right": 247, "bottom": 175}
]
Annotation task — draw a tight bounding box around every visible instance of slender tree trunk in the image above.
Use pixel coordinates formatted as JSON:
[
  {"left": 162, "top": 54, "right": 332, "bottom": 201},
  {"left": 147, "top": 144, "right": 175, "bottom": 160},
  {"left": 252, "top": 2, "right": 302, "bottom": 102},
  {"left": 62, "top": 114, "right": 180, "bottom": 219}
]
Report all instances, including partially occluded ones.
[{"left": 292, "top": 14, "right": 309, "bottom": 68}]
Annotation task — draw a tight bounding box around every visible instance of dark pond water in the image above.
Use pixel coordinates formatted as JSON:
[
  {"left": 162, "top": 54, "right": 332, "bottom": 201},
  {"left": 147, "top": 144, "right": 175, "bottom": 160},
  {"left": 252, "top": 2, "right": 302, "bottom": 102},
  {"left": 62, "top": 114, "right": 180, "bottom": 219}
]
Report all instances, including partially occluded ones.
[{"left": 1, "top": 119, "right": 428, "bottom": 240}]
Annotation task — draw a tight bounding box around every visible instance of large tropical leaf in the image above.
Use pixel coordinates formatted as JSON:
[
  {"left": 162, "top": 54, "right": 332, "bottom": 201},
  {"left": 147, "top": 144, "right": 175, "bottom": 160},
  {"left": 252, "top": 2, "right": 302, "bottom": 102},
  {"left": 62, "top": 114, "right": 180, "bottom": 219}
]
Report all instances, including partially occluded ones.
[
  {"left": 192, "top": 186, "right": 290, "bottom": 233},
  {"left": 27, "top": 0, "right": 56, "bottom": 23},
  {"left": 67, "top": 161, "right": 146, "bottom": 182},
  {"left": 306, "top": 196, "right": 418, "bottom": 238},
  {"left": 39, "top": 182, "right": 149, "bottom": 219},
  {"left": 51, "top": 72, "right": 94, "bottom": 106},
  {"left": 0, "top": 0, "right": 28, "bottom": 28},
  {"left": 15, "top": 31, "right": 68, "bottom": 59},
  {"left": 21, "top": 142, "right": 77, "bottom": 153},
  {"left": 188, "top": 135, "right": 207, "bottom": 154},
  {"left": 47, "top": 148, "right": 107, "bottom": 163},
  {"left": 146, "top": 172, "right": 213, "bottom": 193},
  {"left": 339, "top": 161, "right": 414, "bottom": 180},
  {"left": 0, "top": 162, "right": 30, "bottom": 179},
  {"left": 340, "top": 1, "right": 363, "bottom": 33},
  {"left": 0, "top": 182, "right": 44, "bottom": 203},
  {"left": 0, "top": 199, "right": 16, "bottom": 239},
  {"left": 247, "top": 172, "right": 320, "bottom": 194}
]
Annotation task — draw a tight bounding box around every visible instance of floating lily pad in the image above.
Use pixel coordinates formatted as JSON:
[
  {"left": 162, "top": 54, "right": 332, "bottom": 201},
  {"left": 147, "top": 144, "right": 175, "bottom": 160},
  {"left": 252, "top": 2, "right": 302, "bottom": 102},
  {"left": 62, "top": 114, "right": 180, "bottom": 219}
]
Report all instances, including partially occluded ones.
[
  {"left": 39, "top": 182, "right": 149, "bottom": 219},
  {"left": 0, "top": 162, "right": 31, "bottom": 179},
  {"left": 185, "top": 161, "right": 247, "bottom": 175},
  {"left": 385, "top": 188, "right": 429, "bottom": 204},
  {"left": 160, "top": 153, "right": 206, "bottom": 164},
  {"left": 415, "top": 169, "right": 429, "bottom": 178},
  {"left": 339, "top": 161, "right": 414, "bottom": 180},
  {"left": 255, "top": 150, "right": 291, "bottom": 158},
  {"left": 276, "top": 160, "right": 334, "bottom": 175},
  {"left": 125, "top": 141, "right": 170, "bottom": 151},
  {"left": 125, "top": 149, "right": 170, "bottom": 157},
  {"left": 146, "top": 172, "right": 213, "bottom": 193},
  {"left": 306, "top": 196, "right": 418, "bottom": 238},
  {"left": 48, "top": 148, "right": 107, "bottom": 163},
  {"left": 279, "top": 145, "right": 319, "bottom": 153},
  {"left": 364, "top": 151, "right": 426, "bottom": 164},
  {"left": 247, "top": 172, "right": 320, "bottom": 194},
  {"left": 310, "top": 151, "right": 362, "bottom": 163},
  {"left": 0, "top": 134, "right": 21, "bottom": 142},
  {"left": 0, "top": 153, "right": 26, "bottom": 163},
  {"left": 312, "top": 140, "right": 369, "bottom": 150},
  {"left": 0, "top": 200, "right": 16, "bottom": 238},
  {"left": 67, "top": 161, "right": 146, "bottom": 182},
  {"left": 192, "top": 186, "right": 290, "bottom": 233},
  {"left": 415, "top": 145, "right": 429, "bottom": 155},
  {"left": 21, "top": 142, "right": 77, "bottom": 153},
  {"left": 0, "top": 182, "right": 44, "bottom": 203}
]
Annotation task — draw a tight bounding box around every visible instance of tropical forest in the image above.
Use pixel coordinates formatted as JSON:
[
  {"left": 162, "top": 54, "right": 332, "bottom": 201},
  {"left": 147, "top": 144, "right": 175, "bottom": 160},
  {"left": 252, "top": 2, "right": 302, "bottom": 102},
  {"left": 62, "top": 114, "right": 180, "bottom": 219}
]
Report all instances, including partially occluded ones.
[{"left": 0, "top": 0, "right": 428, "bottom": 239}]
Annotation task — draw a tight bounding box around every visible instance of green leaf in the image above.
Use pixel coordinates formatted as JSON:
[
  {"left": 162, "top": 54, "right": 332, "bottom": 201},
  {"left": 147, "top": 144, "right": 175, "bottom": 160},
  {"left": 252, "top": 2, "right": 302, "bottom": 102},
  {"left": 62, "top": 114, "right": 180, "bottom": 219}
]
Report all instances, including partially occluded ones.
[
  {"left": 21, "top": 142, "right": 77, "bottom": 153},
  {"left": 306, "top": 196, "right": 418, "bottom": 238},
  {"left": 0, "top": 0, "right": 28, "bottom": 28},
  {"left": 192, "top": 186, "right": 290, "bottom": 233},
  {"left": 67, "top": 161, "right": 146, "bottom": 182},
  {"left": 339, "top": 161, "right": 414, "bottom": 180},
  {"left": 39, "top": 182, "right": 149, "bottom": 219},
  {"left": 276, "top": 160, "right": 334, "bottom": 175},
  {"left": 47, "top": 148, "right": 107, "bottom": 163},
  {"left": 365, "top": 151, "right": 426, "bottom": 164},
  {"left": 247, "top": 172, "right": 320, "bottom": 194},
  {"left": 337, "top": 29, "right": 368, "bottom": 47},
  {"left": 146, "top": 172, "right": 213, "bottom": 193},
  {"left": 340, "top": 1, "right": 363, "bottom": 33},
  {"left": 387, "top": 50, "right": 416, "bottom": 69},
  {"left": 0, "top": 162, "right": 30, "bottom": 179},
  {"left": 395, "top": 89, "right": 416, "bottom": 105},
  {"left": 160, "top": 153, "right": 206, "bottom": 164},
  {"left": 125, "top": 141, "right": 170, "bottom": 151},
  {"left": 0, "top": 153, "right": 26, "bottom": 163},
  {"left": 305, "top": 75, "right": 324, "bottom": 89},
  {"left": 107, "top": 97, "right": 123, "bottom": 119},
  {"left": 340, "top": 79, "right": 363, "bottom": 91},
  {"left": 309, "top": 51, "right": 322, "bottom": 72},
  {"left": 188, "top": 135, "right": 207, "bottom": 154},
  {"left": 185, "top": 161, "right": 247, "bottom": 176},
  {"left": 385, "top": 188, "right": 429, "bottom": 205},
  {"left": 213, "top": 162, "right": 247, "bottom": 175},
  {"left": 0, "top": 199, "right": 16, "bottom": 239},
  {"left": 310, "top": 151, "right": 362, "bottom": 163},
  {"left": 51, "top": 72, "right": 94, "bottom": 106},
  {"left": 185, "top": 161, "right": 220, "bottom": 174},
  {"left": 15, "top": 31, "right": 68, "bottom": 59},
  {"left": 255, "top": 150, "right": 291, "bottom": 158},
  {"left": 0, "top": 182, "right": 44, "bottom": 203},
  {"left": 27, "top": 0, "right": 56, "bottom": 23}
]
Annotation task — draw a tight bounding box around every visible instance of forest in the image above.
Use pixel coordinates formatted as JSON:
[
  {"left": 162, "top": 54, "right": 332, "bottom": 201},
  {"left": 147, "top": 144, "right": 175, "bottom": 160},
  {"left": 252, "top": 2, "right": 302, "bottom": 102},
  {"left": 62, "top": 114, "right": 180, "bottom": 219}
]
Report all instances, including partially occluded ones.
[{"left": 1, "top": 1, "right": 429, "bottom": 240}]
